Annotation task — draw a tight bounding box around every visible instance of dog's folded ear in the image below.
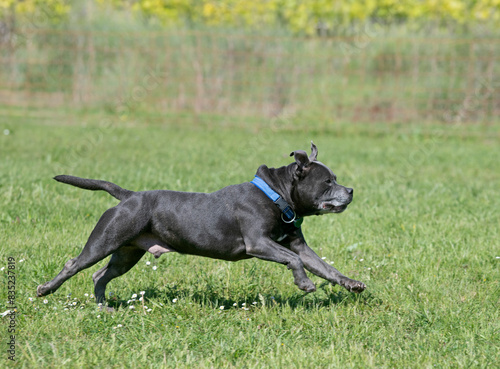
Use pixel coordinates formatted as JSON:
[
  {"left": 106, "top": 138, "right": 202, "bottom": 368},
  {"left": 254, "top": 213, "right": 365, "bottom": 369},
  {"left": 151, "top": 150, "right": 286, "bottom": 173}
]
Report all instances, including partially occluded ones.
[{"left": 290, "top": 150, "right": 310, "bottom": 170}]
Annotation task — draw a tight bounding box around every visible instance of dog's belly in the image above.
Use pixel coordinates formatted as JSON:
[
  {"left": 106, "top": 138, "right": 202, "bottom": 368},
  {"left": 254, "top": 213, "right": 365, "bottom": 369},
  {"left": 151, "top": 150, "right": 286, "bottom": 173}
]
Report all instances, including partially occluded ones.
[
  {"left": 132, "top": 230, "right": 250, "bottom": 261},
  {"left": 152, "top": 230, "right": 250, "bottom": 261},
  {"left": 131, "top": 233, "right": 176, "bottom": 258}
]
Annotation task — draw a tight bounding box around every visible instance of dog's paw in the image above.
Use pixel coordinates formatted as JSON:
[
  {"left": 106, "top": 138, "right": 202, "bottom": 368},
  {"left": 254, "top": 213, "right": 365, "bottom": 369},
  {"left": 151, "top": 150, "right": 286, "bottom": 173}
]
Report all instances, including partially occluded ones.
[
  {"left": 36, "top": 284, "right": 46, "bottom": 297},
  {"left": 343, "top": 279, "right": 366, "bottom": 293},
  {"left": 296, "top": 279, "right": 316, "bottom": 293}
]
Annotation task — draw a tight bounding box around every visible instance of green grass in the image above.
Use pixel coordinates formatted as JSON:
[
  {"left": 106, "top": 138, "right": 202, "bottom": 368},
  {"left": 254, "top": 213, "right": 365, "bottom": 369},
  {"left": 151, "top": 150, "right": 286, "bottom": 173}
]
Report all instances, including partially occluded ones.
[{"left": 1, "top": 114, "right": 499, "bottom": 368}]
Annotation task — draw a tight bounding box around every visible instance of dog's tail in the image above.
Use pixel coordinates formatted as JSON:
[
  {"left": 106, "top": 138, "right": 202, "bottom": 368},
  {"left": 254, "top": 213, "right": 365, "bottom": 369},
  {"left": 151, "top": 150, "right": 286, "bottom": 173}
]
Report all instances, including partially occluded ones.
[{"left": 54, "top": 175, "right": 134, "bottom": 201}]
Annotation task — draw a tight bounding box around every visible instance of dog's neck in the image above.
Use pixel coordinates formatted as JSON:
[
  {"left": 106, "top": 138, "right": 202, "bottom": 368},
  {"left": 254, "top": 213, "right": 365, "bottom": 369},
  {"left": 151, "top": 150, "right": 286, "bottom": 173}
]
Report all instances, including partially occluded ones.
[{"left": 255, "top": 164, "right": 299, "bottom": 215}]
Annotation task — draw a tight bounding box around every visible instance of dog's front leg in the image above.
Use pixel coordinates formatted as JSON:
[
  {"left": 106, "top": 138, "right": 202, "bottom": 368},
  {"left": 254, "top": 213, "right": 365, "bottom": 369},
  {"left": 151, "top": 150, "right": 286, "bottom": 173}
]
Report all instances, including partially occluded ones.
[
  {"left": 289, "top": 234, "right": 366, "bottom": 293},
  {"left": 245, "top": 238, "right": 316, "bottom": 293}
]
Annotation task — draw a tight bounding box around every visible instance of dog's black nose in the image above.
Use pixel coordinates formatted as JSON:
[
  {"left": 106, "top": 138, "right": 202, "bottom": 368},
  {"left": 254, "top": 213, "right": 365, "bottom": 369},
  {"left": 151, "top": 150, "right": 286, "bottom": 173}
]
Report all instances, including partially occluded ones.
[{"left": 346, "top": 187, "right": 353, "bottom": 195}]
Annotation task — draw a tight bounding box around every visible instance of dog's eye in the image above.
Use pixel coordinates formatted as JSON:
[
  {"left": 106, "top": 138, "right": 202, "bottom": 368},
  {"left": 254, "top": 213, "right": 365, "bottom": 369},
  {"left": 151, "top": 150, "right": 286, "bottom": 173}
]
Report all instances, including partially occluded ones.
[{"left": 325, "top": 179, "right": 332, "bottom": 184}]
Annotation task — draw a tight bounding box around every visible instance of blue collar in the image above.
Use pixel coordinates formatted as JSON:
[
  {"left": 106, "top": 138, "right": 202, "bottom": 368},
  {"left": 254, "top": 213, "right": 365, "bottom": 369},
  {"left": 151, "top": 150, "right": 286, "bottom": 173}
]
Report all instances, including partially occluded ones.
[{"left": 250, "top": 175, "right": 303, "bottom": 228}]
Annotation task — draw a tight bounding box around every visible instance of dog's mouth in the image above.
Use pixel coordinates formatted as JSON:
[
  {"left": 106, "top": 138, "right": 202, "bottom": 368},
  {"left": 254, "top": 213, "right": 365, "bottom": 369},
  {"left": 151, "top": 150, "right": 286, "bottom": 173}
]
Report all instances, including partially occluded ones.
[{"left": 319, "top": 200, "right": 350, "bottom": 213}]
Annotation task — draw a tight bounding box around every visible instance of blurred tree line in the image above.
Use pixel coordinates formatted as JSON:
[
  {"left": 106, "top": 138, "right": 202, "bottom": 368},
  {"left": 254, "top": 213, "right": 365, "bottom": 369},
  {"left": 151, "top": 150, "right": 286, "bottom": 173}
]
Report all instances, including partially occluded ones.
[{"left": 0, "top": 0, "right": 499, "bottom": 35}]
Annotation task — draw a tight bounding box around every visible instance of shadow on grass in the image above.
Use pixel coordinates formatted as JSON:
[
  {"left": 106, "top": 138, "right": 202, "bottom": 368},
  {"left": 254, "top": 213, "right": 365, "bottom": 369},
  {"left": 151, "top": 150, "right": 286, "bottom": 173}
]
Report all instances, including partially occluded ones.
[{"left": 104, "top": 282, "right": 381, "bottom": 311}]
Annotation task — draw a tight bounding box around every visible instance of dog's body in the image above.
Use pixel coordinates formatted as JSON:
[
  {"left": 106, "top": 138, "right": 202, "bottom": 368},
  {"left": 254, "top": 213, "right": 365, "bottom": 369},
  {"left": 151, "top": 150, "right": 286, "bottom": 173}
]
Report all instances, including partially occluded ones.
[{"left": 37, "top": 143, "right": 366, "bottom": 303}]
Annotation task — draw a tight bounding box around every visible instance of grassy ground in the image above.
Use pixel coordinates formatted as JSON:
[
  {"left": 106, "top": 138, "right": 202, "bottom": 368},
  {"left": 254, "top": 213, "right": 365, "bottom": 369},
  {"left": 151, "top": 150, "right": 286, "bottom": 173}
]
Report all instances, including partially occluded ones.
[{"left": 1, "top": 114, "right": 499, "bottom": 368}]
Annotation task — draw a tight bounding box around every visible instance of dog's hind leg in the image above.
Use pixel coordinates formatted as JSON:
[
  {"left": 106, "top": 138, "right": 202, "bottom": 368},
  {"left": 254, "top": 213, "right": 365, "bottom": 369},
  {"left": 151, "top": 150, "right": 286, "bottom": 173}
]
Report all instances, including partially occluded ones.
[
  {"left": 37, "top": 205, "right": 148, "bottom": 298},
  {"left": 92, "top": 245, "right": 146, "bottom": 304}
]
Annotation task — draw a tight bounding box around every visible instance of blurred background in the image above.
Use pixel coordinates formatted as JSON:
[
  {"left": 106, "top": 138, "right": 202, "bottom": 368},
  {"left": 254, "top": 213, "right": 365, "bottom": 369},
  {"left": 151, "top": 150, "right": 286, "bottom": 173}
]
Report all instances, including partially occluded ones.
[{"left": 1, "top": 0, "right": 499, "bottom": 128}]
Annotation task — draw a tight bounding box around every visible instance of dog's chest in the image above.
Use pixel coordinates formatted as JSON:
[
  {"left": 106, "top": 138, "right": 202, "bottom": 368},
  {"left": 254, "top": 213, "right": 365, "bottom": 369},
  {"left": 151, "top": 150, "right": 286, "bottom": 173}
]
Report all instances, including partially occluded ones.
[{"left": 272, "top": 225, "right": 300, "bottom": 244}]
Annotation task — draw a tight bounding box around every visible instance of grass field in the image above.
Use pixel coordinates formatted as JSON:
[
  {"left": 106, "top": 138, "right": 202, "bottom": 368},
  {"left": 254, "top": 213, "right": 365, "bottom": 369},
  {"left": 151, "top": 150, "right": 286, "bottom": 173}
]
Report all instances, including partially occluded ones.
[{"left": 1, "top": 113, "right": 499, "bottom": 368}]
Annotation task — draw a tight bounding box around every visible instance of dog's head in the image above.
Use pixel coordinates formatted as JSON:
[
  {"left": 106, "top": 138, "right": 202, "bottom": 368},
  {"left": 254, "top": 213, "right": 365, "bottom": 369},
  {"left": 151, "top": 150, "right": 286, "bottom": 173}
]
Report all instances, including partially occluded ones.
[{"left": 290, "top": 142, "right": 353, "bottom": 215}]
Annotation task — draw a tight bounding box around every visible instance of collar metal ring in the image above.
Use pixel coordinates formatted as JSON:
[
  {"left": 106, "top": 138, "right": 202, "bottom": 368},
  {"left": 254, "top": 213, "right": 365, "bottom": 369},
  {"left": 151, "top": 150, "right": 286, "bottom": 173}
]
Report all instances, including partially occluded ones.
[{"left": 281, "top": 212, "right": 296, "bottom": 224}]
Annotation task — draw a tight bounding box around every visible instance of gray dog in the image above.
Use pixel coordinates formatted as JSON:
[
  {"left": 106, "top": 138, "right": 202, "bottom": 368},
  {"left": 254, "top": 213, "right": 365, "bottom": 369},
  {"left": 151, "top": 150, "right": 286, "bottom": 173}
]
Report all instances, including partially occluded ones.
[{"left": 37, "top": 142, "right": 366, "bottom": 304}]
